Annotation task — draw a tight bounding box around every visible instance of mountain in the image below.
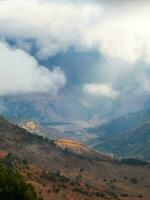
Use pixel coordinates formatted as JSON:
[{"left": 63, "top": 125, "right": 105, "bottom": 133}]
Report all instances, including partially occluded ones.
[
  {"left": 18, "top": 120, "right": 61, "bottom": 139},
  {"left": 87, "top": 109, "right": 150, "bottom": 137},
  {"left": 0, "top": 92, "right": 89, "bottom": 124},
  {"left": 88, "top": 110, "right": 150, "bottom": 160},
  {"left": 2, "top": 94, "right": 148, "bottom": 145},
  {"left": 0, "top": 116, "right": 114, "bottom": 167},
  {"left": 18, "top": 120, "right": 92, "bottom": 142},
  {"left": 93, "top": 121, "right": 150, "bottom": 160},
  {"left": 0, "top": 95, "right": 93, "bottom": 143},
  {"left": 1, "top": 116, "right": 150, "bottom": 199}
]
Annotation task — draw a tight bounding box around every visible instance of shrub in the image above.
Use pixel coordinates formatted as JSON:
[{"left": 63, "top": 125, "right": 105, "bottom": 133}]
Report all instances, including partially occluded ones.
[
  {"left": 73, "top": 187, "right": 88, "bottom": 195},
  {"left": 121, "top": 193, "right": 129, "bottom": 197},
  {"left": 80, "top": 168, "right": 84, "bottom": 172},
  {"left": 110, "top": 191, "right": 118, "bottom": 199},
  {"left": 0, "top": 163, "right": 42, "bottom": 200},
  {"left": 95, "top": 191, "right": 105, "bottom": 197},
  {"left": 22, "top": 159, "right": 28, "bottom": 166},
  {"left": 138, "top": 194, "right": 143, "bottom": 198},
  {"left": 103, "top": 178, "right": 107, "bottom": 182},
  {"left": 130, "top": 177, "right": 138, "bottom": 184},
  {"left": 47, "top": 171, "right": 70, "bottom": 184}
]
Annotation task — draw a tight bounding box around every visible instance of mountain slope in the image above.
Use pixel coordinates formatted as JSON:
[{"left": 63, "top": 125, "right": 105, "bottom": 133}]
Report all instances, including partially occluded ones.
[
  {"left": 0, "top": 116, "right": 113, "bottom": 167},
  {"left": 87, "top": 109, "right": 150, "bottom": 138},
  {"left": 94, "top": 121, "right": 150, "bottom": 160},
  {"left": 88, "top": 110, "right": 150, "bottom": 160},
  {"left": 1, "top": 116, "right": 150, "bottom": 200},
  {"left": 53, "top": 139, "right": 114, "bottom": 162}
]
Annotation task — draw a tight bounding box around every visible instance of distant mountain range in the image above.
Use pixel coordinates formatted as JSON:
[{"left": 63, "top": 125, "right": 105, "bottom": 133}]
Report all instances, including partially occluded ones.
[
  {"left": 2, "top": 93, "right": 150, "bottom": 161},
  {"left": 87, "top": 109, "right": 150, "bottom": 160},
  {"left": 0, "top": 95, "right": 96, "bottom": 143}
]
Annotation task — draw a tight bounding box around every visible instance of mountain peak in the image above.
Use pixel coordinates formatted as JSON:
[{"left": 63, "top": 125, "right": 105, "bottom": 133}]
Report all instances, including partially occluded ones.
[{"left": 19, "top": 121, "right": 40, "bottom": 133}]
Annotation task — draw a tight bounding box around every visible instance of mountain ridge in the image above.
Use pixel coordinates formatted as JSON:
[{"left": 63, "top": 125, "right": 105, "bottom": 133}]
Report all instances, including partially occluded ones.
[{"left": 88, "top": 110, "right": 150, "bottom": 160}]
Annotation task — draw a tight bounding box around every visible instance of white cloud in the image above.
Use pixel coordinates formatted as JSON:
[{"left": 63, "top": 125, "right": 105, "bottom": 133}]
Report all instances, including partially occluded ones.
[
  {"left": 83, "top": 83, "right": 119, "bottom": 99},
  {"left": 0, "top": 41, "right": 66, "bottom": 95},
  {"left": 0, "top": 0, "right": 149, "bottom": 104},
  {"left": 0, "top": 0, "right": 103, "bottom": 59},
  {"left": 0, "top": 0, "right": 150, "bottom": 64},
  {"left": 80, "top": 1, "right": 150, "bottom": 64}
]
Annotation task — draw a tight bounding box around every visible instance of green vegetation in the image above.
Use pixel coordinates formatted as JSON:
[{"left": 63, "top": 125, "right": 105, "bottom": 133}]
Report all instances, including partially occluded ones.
[
  {"left": 0, "top": 163, "right": 42, "bottom": 200},
  {"left": 46, "top": 170, "right": 70, "bottom": 184}
]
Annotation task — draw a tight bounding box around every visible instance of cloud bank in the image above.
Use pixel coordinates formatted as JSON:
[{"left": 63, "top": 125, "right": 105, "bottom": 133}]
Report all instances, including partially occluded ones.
[
  {"left": 0, "top": 41, "right": 66, "bottom": 95},
  {"left": 0, "top": 0, "right": 150, "bottom": 119},
  {"left": 0, "top": 0, "right": 102, "bottom": 59},
  {"left": 0, "top": 0, "right": 150, "bottom": 64}
]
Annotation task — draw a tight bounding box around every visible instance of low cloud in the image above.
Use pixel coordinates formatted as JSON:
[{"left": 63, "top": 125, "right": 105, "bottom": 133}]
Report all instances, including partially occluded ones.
[
  {"left": 0, "top": 41, "right": 66, "bottom": 95},
  {"left": 83, "top": 83, "right": 119, "bottom": 99}
]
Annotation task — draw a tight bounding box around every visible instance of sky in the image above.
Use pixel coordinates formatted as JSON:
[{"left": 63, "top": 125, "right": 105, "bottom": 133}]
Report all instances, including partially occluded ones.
[{"left": 0, "top": 0, "right": 150, "bottom": 123}]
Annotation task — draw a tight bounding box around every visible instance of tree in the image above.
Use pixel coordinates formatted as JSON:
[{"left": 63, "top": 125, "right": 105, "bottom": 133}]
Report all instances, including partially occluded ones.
[{"left": 0, "top": 163, "right": 42, "bottom": 200}]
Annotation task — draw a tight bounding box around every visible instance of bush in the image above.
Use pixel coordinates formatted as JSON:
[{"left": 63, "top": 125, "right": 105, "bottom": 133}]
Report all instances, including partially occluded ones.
[
  {"left": 95, "top": 191, "right": 105, "bottom": 197},
  {"left": 121, "top": 193, "right": 129, "bottom": 197},
  {"left": 130, "top": 177, "right": 138, "bottom": 184},
  {"left": 73, "top": 187, "right": 88, "bottom": 195},
  {"left": 47, "top": 171, "right": 70, "bottom": 184},
  {"left": 22, "top": 159, "right": 28, "bottom": 166},
  {"left": 110, "top": 191, "right": 118, "bottom": 199},
  {"left": 0, "top": 163, "right": 42, "bottom": 200},
  {"left": 80, "top": 168, "right": 84, "bottom": 172},
  {"left": 138, "top": 194, "right": 143, "bottom": 198}
]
